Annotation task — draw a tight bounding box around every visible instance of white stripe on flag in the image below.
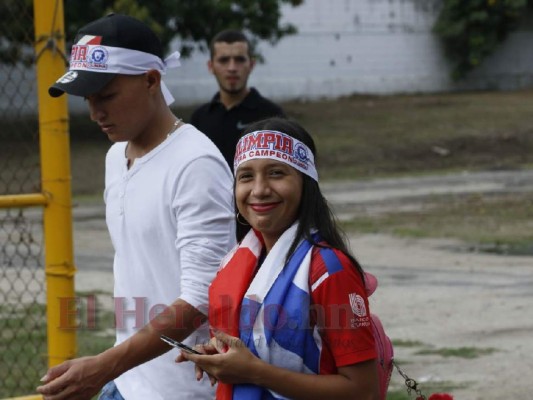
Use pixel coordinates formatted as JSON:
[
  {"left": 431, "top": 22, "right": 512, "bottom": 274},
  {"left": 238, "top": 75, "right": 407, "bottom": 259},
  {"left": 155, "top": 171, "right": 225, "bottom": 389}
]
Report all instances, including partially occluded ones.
[{"left": 311, "top": 272, "right": 329, "bottom": 292}]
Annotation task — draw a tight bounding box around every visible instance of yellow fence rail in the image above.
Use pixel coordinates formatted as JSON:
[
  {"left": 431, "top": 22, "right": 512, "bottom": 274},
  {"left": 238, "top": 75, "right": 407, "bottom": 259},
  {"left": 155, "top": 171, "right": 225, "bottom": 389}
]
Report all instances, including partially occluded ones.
[{"left": 0, "top": 194, "right": 49, "bottom": 209}]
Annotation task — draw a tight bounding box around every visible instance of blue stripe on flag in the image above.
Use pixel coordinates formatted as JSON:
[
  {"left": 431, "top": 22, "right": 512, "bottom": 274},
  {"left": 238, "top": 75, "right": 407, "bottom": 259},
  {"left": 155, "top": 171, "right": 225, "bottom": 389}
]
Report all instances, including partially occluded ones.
[
  {"left": 240, "top": 297, "right": 261, "bottom": 356},
  {"left": 261, "top": 239, "right": 320, "bottom": 373},
  {"left": 268, "top": 282, "right": 320, "bottom": 373}
]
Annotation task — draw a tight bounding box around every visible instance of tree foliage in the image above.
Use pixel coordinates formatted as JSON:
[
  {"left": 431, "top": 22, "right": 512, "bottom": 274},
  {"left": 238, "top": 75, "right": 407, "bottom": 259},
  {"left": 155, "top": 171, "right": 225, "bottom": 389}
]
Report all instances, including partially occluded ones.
[
  {"left": 434, "top": 0, "right": 532, "bottom": 80},
  {"left": 0, "top": 0, "right": 303, "bottom": 65}
]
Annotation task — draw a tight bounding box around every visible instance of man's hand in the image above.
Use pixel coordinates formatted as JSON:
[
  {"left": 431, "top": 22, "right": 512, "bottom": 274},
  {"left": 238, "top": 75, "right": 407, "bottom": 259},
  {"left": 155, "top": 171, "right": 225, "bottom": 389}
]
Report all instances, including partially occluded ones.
[
  {"left": 36, "top": 356, "right": 109, "bottom": 400},
  {"left": 36, "top": 298, "right": 206, "bottom": 399}
]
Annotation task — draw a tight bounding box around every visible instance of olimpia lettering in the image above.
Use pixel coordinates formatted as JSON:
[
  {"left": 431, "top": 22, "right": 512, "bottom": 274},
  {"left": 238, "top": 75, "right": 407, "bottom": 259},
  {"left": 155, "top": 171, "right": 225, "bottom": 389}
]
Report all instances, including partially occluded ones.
[{"left": 234, "top": 129, "right": 318, "bottom": 181}]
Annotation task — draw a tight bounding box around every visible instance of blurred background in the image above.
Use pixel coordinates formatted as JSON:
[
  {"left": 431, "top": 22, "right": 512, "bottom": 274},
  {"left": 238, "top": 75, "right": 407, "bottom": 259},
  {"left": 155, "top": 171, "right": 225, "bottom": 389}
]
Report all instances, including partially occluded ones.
[{"left": 1, "top": 1, "right": 532, "bottom": 399}]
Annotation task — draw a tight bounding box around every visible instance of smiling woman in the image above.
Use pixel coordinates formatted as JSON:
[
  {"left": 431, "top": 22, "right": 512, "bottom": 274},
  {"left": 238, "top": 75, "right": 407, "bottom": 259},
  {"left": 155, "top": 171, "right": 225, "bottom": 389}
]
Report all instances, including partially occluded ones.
[
  {"left": 234, "top": 158, "right": 303, "bottom": 251},
  {"left": 177, "top": 117, "right": 390, "bottom": 400}
]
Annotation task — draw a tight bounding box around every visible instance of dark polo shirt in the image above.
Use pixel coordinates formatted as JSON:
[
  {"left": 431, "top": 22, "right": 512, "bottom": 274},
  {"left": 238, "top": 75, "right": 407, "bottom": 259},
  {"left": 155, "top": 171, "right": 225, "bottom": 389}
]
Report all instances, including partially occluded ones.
[{"left": 190, "top": 88, "right": 285, "bottom": 170}]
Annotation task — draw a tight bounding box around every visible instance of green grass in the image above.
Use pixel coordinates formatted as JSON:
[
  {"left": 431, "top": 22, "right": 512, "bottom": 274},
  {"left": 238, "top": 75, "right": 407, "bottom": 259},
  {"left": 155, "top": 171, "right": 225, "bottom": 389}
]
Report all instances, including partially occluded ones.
[
  {"left": 0, "top": 297, "right": 115, "bottom": 398},
  {"left": 4, "top": 90, "right": 533, "bottom": 193},
  {"left": 39, "top": 89, "right": 533, "bottom": 195},
  {"left": 340, "top": 191, "right": 533, "bottom": 255},
  {"left": 415, "top": 346, "right": 497, "bottom": 359},
  {"left": 386, "top": 390, "right": 413, "bottom": 400},
  {"left": 0, "top": 303, "right": 48, "bottom": 397},
  {"left": 392, "top": 339, "right": 426, "bottom": 348},
  {"left": 283, "top": 91, "right": 533, "bottom": 180},
  {"left": 385, "top": 341, "right": 490, "bottom": 398}
]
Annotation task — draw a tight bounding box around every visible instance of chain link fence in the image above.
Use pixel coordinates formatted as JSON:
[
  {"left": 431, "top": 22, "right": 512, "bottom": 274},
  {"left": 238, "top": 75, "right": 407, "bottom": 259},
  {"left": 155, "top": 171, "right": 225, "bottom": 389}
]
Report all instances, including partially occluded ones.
[{"left": 0, "top": 2, "right": 47, "bottom": 397}]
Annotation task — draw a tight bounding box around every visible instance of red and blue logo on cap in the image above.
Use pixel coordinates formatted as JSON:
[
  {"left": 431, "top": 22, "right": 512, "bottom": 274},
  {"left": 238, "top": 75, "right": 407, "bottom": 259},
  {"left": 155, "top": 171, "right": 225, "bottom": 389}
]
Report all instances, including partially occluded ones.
[{"left": 70, "top": 35, "right": 108, "bottom": 70}]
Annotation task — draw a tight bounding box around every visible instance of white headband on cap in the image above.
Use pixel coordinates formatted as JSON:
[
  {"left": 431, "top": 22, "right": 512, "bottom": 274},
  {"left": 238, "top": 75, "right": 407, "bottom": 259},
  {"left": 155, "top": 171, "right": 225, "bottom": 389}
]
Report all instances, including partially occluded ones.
[
  {"left": 234, "top": 130, "right": 318, "bottom": 181},
  {"left": 69, "top": 43, "right": 180, "bottom": 105}
]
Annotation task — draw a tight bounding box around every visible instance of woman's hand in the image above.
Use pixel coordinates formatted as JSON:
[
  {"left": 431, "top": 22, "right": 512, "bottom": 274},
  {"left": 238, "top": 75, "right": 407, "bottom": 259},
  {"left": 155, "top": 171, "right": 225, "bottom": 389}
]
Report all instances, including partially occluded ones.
[
  {"left": 177, "top": 330, "right": 262, "bottom": 385},
  {"left": 179, "top": 330, "right": 380, "bottom": 400},
  {"left": 175, "top": 340, "right": 220, "bottom": 386}
]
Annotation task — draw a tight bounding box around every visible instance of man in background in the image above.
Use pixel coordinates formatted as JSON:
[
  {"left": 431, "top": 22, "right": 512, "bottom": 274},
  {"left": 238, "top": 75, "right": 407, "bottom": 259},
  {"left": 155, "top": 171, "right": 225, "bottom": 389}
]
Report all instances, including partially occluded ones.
[{"left": 191, "top": 30, "right": 285, "bottom": 170}]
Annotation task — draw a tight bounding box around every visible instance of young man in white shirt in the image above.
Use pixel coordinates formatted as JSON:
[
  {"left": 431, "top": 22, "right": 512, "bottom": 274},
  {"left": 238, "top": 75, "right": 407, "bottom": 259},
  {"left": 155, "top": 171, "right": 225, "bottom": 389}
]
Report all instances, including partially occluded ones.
[{"left": 38, "top": 14, "right": 235, "bottom": 400}]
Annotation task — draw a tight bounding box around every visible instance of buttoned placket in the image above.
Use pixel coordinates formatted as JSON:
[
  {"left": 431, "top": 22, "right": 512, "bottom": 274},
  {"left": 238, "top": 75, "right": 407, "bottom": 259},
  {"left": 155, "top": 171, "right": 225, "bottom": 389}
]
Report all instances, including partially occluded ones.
[{"left": 119, "top": 159, "right": 141, "bottom": 216}]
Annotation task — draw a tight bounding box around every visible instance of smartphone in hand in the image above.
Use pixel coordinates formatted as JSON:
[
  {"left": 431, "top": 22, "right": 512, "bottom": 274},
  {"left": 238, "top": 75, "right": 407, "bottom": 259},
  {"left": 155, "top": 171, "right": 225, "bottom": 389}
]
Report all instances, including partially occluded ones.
[{"left": 160, "top": 335, "right": 202, "bottom": 354}]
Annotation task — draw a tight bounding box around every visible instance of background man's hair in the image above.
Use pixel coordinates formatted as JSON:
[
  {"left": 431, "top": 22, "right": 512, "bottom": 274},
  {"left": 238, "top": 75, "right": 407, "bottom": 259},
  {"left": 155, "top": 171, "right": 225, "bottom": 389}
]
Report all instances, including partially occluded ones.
[{"left": 209, "top": 29, "right": 253, "bottom": 58}]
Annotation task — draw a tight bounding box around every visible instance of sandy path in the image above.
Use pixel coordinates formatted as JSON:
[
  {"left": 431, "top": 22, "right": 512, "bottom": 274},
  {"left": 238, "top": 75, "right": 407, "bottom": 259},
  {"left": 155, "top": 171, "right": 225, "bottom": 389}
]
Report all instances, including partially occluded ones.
[{"left": 351, "top": 234, "right": 533, "bottom": 400}]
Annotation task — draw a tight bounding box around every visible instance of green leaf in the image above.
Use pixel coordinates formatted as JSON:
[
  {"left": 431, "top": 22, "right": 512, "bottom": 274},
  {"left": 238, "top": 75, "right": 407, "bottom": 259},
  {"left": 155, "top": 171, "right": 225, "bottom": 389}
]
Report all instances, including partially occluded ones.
[
  {"left": 0, "top": 0, "right": 303, "bottom": 64},
  {"left": 434, "top": 0, "right": 529, "bottom": 80}
]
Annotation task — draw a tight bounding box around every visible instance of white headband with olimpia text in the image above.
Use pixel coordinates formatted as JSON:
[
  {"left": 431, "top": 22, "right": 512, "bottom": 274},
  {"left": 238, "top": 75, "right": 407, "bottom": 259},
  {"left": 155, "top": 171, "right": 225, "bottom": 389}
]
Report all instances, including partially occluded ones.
[
  {"left": 68, "top": 43, "right": 181, "bottom": 105},
  {"left": 234, "top": 130, "right": 319, "bottom": 182}
]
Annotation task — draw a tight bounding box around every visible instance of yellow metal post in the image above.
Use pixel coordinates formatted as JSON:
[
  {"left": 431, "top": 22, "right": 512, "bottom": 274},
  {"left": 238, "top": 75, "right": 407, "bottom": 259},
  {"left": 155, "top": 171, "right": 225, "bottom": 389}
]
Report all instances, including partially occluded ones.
[{"left": 33, "top": 0, "right": 77, "bottom": 367}]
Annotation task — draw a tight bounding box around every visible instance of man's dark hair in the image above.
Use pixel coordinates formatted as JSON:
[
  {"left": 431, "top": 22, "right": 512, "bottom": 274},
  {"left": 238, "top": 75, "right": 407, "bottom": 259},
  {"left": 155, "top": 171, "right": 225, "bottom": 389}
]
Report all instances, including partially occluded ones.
[
  {"left": 234, "top": 117, "right": 364, "bottom": 277},
  {"left": 209, "top": 29, "right": 253, "bottom": 59}
]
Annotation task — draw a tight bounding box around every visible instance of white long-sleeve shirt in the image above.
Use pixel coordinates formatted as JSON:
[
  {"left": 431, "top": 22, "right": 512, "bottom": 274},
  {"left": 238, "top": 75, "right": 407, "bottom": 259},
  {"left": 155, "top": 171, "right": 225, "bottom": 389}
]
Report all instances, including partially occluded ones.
[{"left": 104, "top": 124, "right": 235, "bottom": 399}]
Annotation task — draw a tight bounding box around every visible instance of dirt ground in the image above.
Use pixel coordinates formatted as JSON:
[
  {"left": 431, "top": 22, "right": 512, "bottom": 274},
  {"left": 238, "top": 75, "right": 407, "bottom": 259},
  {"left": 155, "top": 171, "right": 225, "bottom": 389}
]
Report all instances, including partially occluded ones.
[
  {"left": 326, "top": 170, "right": 533, "bottom": 399},
  {"left": 351, "top": 233, "right": 533, "bottom": 399}
]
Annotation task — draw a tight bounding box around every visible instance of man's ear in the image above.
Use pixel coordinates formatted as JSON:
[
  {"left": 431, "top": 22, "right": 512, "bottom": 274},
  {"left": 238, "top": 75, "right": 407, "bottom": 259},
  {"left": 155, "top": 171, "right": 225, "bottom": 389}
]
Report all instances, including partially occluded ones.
[
  {"left": 207, "top": 59, "right": 214, "bottom": 74},
  {"left": 145, "top": 70, "right": 162, "bottom": 91},
  {"left": 249, "top": 58, "right": 256, "bottom": 72}
]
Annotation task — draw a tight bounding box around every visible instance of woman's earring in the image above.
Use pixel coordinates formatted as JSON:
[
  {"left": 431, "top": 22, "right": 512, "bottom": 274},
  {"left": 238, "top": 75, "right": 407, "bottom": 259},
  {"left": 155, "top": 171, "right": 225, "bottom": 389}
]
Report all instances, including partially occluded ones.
[{"left": 236, "top": 212, "right": 250, "bottom": 226}]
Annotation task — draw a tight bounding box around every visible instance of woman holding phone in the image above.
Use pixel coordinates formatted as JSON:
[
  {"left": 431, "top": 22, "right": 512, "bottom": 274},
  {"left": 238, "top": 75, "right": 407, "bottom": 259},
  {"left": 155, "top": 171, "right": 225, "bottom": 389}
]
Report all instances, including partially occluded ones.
[{"left": 178, "top": 117, "right": 380, "bottom": 400}]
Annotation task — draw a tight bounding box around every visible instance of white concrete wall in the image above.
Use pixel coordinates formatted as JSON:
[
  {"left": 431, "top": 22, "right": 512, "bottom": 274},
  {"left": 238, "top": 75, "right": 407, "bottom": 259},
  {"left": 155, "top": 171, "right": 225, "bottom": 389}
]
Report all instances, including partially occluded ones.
[
  {"left": 2, "top": 0, "right": 533, "bottom": 113},
  {"left": 166, "top": 0, "right": 533, "bottom": 105}
]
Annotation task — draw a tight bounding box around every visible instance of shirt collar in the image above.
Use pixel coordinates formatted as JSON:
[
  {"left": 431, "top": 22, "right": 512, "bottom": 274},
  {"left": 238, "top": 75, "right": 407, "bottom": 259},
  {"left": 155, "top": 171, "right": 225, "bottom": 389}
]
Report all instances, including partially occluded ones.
[{"left": 208, "top": 87, "right": 260, "bottom": 111}]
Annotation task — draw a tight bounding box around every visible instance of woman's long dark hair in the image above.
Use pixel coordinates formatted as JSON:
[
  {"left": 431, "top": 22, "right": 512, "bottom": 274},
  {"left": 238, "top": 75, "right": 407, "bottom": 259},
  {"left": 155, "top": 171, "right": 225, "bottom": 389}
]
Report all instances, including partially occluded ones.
[{"left": 234, "top": 117, "right": 364, "bottom": 277}]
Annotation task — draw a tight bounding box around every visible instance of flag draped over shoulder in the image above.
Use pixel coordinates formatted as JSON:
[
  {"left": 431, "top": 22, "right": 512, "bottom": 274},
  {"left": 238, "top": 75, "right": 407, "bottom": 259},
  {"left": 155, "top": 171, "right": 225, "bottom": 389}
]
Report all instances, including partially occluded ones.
[{"left": 209, "top": 224, "right": 321, "bottom": 400}]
